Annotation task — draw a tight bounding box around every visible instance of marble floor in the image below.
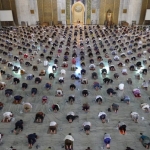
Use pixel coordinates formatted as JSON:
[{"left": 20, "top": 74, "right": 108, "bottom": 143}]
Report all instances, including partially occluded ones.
[{"left": 0, "top": 25, "right": 150, "bottom": 150}]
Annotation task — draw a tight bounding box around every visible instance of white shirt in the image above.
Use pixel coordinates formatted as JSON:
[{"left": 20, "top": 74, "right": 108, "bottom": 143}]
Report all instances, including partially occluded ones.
[
  {"left": 53, "top": 64, "right": 57, "bottom": 67},
  {"left": 50, "top": 121, "right": 56, "bottom": 126},
  {"left": 49, "top": 38, "right": 52, "bottom": 42},
  {"left": 82, "top": 78, "right": 87, "bottom": 81},
  {"left": 131, "top": 112, "right": 139, "bottom": 116},
  {"left": 83, "top": 122, "right": 91, "bottom": 126},
  {"left": 64, "top": 135, "right": 74, "bottom": 141},
  {"left": 44, "top": 60, "right": 48, "bottom": 64},
  {"left": 61, "top": 69, "right": 66, "bottom": 74},
  {"left": 119, "top": 83, "right": 124, "bottom": 90},
  {"left": 139, "top": 41, "right": 142, "bottom": 45},
  {"left": 142, "top": 81, "right": 148, "bottom": 88},
  {"left": 67, "top": 112, "right": 75, "bottom": 116},
  {"left": 0, "top": 82, "right": 5, "bottom": 85},
  {"left": 3, "top": 112, "right": 12, "bottom": 118},
  {"left": 118, "top": 122, "right": 125, "bottom": 127},
  {"left": 122, "top": 68, "right": 127, "bottom": 73},
  {"left": 121, "top": 53, "right": 125, "bottom": 56},
  {"left": 28, "top": 74, "right": 33, "bottom": 77},
  {"left": 141, "top": 103, "right": 149, "bottom": 110},
  {"left": 98, "top": 112, "right": 106, "bottom": 117},
  {"left": 114, "top": 55, "right": 119, "bottom": 60}
]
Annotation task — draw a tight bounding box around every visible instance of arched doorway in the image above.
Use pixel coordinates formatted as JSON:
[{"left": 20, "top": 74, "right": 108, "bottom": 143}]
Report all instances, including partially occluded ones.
[{"left": 72, "top": 1, "right": 85, "bottom": 25}]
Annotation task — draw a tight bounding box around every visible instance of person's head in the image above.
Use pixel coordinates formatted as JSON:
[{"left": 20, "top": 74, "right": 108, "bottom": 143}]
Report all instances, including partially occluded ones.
[
  {"left": 86, "top": 147, "right": 91, "bottom": 150},
  {"left": 115, "top": 108, "right": 118, "bottom": 113},
  {"left": 69, "top": 118, "right": 73, "bottom": 123},
  {"left": 54, "top": 108, "right": 57, "bottom": 113},
  {"left": 126, "top": 100, "right": 130, "bottom": 104},
  {"left": 102, "top": 118, "right": 105, "bottom": 123},
  {"left": 106, "top": 144, "right": 110, "bottom": 149},
  {"left": 70, "top": 99, "right": 73, "bottom": 104},
  {"left": 110, "top": 93, "right": 112, "bottom": 96},
  {"left": 145, "top": 108, "right": 149, "bottom": 113},
  {"left": 33, "top": 133, "right": 36, "bottom": 136}
]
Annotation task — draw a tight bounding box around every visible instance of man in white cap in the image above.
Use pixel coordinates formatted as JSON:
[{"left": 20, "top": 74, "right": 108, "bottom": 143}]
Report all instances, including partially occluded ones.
[
  {"left": 49, "top": 121, "right": 57, "bottom": 134},
  {"left": 98, "top": 111, "right": 107, "bottom": 123},
  {"left": 64, "top": 133, "right": 74, "bottom": 150}
]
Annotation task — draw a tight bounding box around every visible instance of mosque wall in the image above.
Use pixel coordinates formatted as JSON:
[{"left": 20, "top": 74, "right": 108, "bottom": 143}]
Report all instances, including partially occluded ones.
[
  {"left": 15, "top": 0, "right": 39, "bottom": 26},
  {"left": 0, "top": 0, "right": 18, "bottom": 26},
  {"left": 36, "top": 0, "right": 58, "bottom": 25},
  {"left": 99, "top": 0, "right": 120, "bottom": 25},
  {"left": 66, "top": 0, "right": 71, "bottom": 24},
  {"left": 0, "top": 0, "right": 148, "bottom": 26},
  {"left": 118, "top": 0, "right": 142, "bottom": 25},
  {"left": 91, "top": 0, "right": 100, "bottom": 24},
  {"left": 57, "top": 0, "right": 66, "bottom": 25},
  {"left": 126, "top": 0, "right": 142, "bottom": 25},
  {"left": 139, "top": 0, "right": 150, "bottom": 25}
]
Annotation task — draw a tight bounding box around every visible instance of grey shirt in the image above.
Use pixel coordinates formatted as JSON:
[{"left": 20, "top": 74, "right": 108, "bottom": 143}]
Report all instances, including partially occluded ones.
[
  {"left": 104, "top": 134, "right": 111, "bottom": 140},
  {"left": 118, "top": 122, "right": 125, "bottom": 127}
]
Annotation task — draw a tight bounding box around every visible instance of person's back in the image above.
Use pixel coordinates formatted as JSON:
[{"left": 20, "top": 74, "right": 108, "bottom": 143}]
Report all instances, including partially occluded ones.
[
  {"left": 140, "top": 134, "right": 150, "bottom": 148},
  {"left": 104, "top": 133, "right": 111, "bottom": 149},
  {"left": 28, "top": 133, "right": 37, "bottom": 140}
]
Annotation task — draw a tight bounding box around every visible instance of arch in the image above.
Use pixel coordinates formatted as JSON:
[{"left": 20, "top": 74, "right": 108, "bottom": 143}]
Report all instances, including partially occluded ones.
[{"left": 72, "top": 2, "right": 85, "bottom": 25}]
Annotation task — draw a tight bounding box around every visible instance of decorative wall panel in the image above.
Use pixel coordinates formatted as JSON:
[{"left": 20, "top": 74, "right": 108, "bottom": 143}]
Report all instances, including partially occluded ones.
[
  {"left": 52, "top": 0, "right": 58, "bottom": 24},
  {"left": 37, "top": 0, "right": 43, "bottom": 23},
  {"left": 99, "top": 0, "right": 120, "bottom": 25},
  {"left": 139, "top": 0, "right": 148, "bottom": 25},
  {"left": 113, "top": 0, "right": 120, "bottom": 24},
  {"left": 43, "top": 0, "right": 52, "bottom": 23},
  {"left": 123, "top": 9, "right": 127, "bottom": 13},
  {"left": 86, "top": 0, "right": 91, "bottom": 24},
  {"left": 99, "top": 0, "right": 106, "bottom": 25},
  {"left": 66, "top": 0, "right": 70, "bottom": 24},
  {"left": 37, "top": 0, "right": 58, "bottom": 25}
]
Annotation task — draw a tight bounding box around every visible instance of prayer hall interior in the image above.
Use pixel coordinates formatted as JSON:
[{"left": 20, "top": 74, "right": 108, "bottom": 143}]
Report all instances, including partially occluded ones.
[{"left": 0, "top": 0, "right": 150, "bottom": 150}]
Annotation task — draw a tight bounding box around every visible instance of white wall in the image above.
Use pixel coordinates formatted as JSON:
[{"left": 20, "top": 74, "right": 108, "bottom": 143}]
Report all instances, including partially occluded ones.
[
  {"left": 127, "top": 0, "right": 142, "bottom": 24},
  {"left": 15, "top": 0, "right": 39, "bottom": 26},
  {"left": 118, "top": 0, "right": 142, "bottom": 25},
  {"left": 57, "top": 0, "right": 66, "bottom": 24},
  {"left": 91, "top": 0, "right": 99, "bottom": 24}
]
